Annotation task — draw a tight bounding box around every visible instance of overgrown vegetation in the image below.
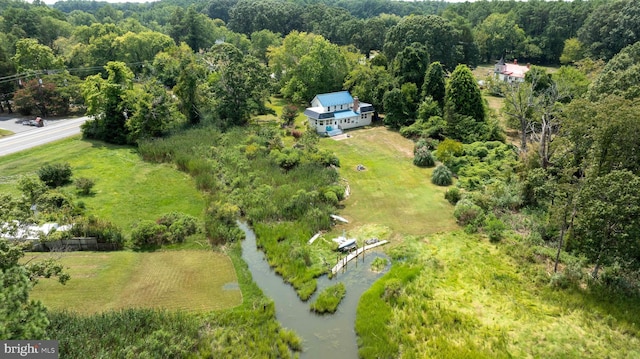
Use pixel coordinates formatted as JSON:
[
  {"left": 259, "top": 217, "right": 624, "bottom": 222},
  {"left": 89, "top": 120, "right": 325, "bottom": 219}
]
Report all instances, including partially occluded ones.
[
  {"left": 358, "top": 234, "right": 640, "bottom": 358},
  {"left": 131, "top": 212, "right": 199, "bottom": 249},
  {"left": 138, "top": 125, "right": 343, "bottom": 298}
]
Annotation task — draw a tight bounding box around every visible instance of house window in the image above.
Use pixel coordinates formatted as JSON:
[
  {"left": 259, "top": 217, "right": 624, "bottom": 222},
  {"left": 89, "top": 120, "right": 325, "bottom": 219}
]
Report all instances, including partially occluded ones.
[
  {"left": 340, "top": 105, "right": 343, "bottom": 109},
  {"left": 327, "top": 107, "right": 330, "bottom": 111}
]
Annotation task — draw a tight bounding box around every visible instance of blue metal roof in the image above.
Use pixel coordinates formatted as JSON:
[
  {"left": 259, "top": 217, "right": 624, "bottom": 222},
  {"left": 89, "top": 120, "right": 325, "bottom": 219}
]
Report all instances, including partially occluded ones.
[
  {"left": 333, "top": 110, "right": 358, "bottom": 120},
  {"left": 315, "top": 91, "right": 353, "bottom": 107}
]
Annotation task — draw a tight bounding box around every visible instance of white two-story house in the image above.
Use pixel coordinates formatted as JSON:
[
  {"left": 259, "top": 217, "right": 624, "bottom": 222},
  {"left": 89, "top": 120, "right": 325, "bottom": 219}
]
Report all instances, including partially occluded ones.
[{"left": 304, "top": 91, "right": 375, "bottom": 136}]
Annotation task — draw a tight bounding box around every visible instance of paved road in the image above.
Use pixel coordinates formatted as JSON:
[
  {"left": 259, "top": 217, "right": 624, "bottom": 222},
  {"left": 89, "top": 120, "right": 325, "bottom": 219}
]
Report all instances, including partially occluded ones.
[{"left": 0, "top": 116, "right": 89, "bottom": 157}]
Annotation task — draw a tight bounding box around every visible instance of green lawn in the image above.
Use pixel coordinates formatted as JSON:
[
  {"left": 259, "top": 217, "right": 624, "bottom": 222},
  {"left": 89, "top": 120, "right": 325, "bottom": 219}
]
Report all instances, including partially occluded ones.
[
  {"left": 0, "top": 136, "right": 204, "bottom": 238},
  {"left": 26, "top": 250, "right": 241, "bottom": 314},
  {"left": 3, "top": 136, "right": 240, "bottom": 313},
  {"left": 320, "top": 126, "right": 457, "bottom": 239}
]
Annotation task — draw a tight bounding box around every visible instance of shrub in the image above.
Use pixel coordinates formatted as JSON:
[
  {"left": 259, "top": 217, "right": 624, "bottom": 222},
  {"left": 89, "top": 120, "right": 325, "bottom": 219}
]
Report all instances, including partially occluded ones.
[
  {"left": 435, "top": 139, "right": 463, "bottom": 166},
  {"left": 310, "top": 149, "right": 340, "bottom": 167},
  {"left": 131, "top": 220, "right": 166, "bottom": 249},
  {"left": 75, "top": 177, "right": 95, "bottom": 195},
  {"left": 290, "top": 129, "right": 303, "bottom": 139},
  {"left": 484, "top": 214, "right": 506, "bottom": 242},
  {"left": 431, "top": 165, "right": 453, "bottom": 186},
  {"left": 17, "top": 175, "right": 48, "bottom": 204},
  {"left": 322, "top": 190, "right": 339, "bottom": 205},
  {"left": 270, "top": 148, "right": 301, "bottom": 171},
  {"left": 157, "top": 212, "right": 200, "bottom": 243},
  {"left": 40, "top": 228, "right": 73, "bottom": 242},
  {"left": 70, "top": 216, "right": 124, "bottom": 247},
  {"left": 444, "top": 187, "right": 462, "bottom": 205},
  {"left": 453, "top": 199, "right": 485, "bottom": 226},
  {"left": 38, "top": 162, "right": 72, "bottom": 188},
  {"left": 36, "top": 190, "right": 74, "bottom": 213},
  {"left": 205, "top": 201, "right": 242, "bottom": 245},
  {"left": 413, "top": 146, "right": 435, "bottom": 167}
]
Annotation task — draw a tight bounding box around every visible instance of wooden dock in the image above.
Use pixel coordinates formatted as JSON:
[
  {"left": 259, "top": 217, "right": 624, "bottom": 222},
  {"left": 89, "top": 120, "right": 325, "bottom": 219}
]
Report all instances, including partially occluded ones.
[{"left": 331, "top": 240, "right": 388, "bottom": 275}]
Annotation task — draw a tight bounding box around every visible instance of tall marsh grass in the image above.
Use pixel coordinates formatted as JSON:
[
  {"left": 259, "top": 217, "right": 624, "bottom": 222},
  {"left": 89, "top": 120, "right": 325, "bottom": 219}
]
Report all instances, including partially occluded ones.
[
  {"left": 139, "top": 124, "right": 344, "bottom": 299},
  {"left": 357, "top": 232, "right": 640, "bottom": 358}
]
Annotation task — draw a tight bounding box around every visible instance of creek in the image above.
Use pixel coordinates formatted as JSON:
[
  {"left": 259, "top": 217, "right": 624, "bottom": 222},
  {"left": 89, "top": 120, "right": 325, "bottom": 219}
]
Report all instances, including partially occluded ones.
[{"left": 238, "top": 222, "right": 390, "bottom": 359}]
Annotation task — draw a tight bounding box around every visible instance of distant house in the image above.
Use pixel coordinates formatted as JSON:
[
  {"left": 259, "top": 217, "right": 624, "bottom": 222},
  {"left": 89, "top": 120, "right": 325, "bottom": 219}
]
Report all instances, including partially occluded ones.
[
  {"left": 494, "top": 58, "right": 530, "bottom": 83},
  {"left": 304, "top": 91, "right": 375, "bottom": 136}
]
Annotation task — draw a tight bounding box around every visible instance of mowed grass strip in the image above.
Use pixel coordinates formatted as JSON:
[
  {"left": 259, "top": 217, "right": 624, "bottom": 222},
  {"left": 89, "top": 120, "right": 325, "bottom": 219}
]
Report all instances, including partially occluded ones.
[
  {"left": 26, "top": 250, "right": 241, "bottom": 314},
  {"left": 320, "top": 127, "right": 457, "bottom": 237}
]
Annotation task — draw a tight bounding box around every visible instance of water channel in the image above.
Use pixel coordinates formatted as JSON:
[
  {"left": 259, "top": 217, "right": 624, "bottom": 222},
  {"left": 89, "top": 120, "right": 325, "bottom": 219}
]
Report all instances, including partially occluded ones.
[{"left": 238, "top": 222, "right": 390, "bottom": 359}]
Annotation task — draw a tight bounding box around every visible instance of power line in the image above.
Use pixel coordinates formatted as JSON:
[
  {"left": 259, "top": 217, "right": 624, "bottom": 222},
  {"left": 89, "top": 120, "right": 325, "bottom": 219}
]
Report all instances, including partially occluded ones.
[{"left": 0, "top": 61, "right": 149, "bottom": 85}]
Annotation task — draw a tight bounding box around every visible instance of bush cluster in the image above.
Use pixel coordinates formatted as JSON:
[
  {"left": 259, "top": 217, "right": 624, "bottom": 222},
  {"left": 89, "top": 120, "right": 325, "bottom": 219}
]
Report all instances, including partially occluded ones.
[
  {"left": 131, "top": 212, "right": 199, "bottom": 249},
  {"left": 70, "top": 216, "right": 124, "bottom": 248}
]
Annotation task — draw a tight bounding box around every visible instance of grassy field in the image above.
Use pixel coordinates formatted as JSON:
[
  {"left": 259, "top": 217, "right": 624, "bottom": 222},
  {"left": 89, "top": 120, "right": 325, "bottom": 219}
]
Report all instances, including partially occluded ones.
[
  {"left": 359, "top": 233, "right": 640, "bottom": 358},
  {"left": 339, "top": 128, "right": 640, "bottom": 357},
  {"left": 26, "top": 250, "right": 241, "bottom": 313},
  {"left": 320, "top": 126, "right": 457, "bottom": 239},
  {"left": 0, "top": 128, "right": 11, "bottom": 137},
  {"left": 0, "top": 136, "right": 204, "bottom": 238}
]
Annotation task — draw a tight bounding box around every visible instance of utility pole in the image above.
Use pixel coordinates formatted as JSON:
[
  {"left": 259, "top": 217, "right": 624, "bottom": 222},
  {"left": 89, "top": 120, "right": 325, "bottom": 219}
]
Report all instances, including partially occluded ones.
[{"left": 37, "top": 77, "right": 47, "bottom": 117}]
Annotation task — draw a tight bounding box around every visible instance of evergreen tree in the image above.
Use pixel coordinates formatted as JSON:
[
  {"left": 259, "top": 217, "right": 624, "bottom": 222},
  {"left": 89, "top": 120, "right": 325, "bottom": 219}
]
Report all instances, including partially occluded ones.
[
  {"left": 444, "top": 64, "right": 486, "bottom": 143},
  {"left": 422, "top": 61, "right": 446, "bottom": 108}
]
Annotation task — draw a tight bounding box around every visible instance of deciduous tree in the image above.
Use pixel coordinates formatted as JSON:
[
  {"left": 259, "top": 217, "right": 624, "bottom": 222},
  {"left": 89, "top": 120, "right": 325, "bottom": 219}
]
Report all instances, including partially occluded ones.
[
  {"left": 81, "top": 61, "right": 134, "bottom": 144},
  {"left": 572, "top": 170, "right": 640, "bottom": 278},
  {"left": 269, "top": 31, "right": 348, "bottom": 103},
  {"left": 125, "top": 81, "right": 184, "bottom": 143},
  {"left": 11, "top": 38, "right": 63, "bottom": 73},
  {"left": 203, "top": 43, "right": 271, "bottom": 127},
  {"left": 392, "top": 43, "right": 430, "bottom": 88}
]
